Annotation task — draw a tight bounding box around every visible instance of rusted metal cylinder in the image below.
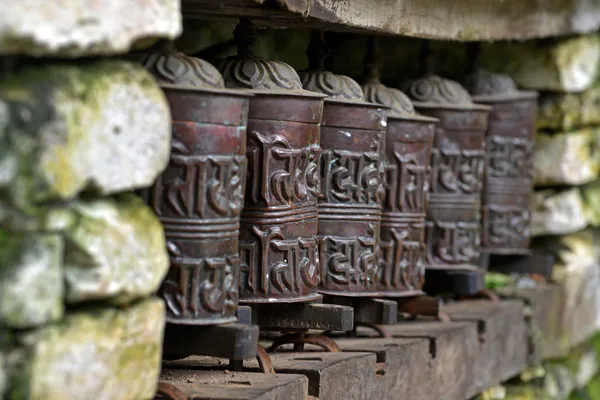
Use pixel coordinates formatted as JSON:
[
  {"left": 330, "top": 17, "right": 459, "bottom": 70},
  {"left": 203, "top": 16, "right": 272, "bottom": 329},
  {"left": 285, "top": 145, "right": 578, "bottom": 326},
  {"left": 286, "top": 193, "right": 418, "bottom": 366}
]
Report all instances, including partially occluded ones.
[
  {"left": 299, "top": 33, "right": 389, "bottom": 297},
  {"left": 142, "top": 50, "right": 251, "bottom": 325},
  {"left": 403, "top": 75, "right": 490, "bottom": 268},
  {"left": 462, "top": 68, "right": 538, "bottom": 254},
  {"left": 218, "top": 20, "right": 326, "bottom": 303},
  {"left": 362, "top": 37, "right": 437, "bottom": 296}
]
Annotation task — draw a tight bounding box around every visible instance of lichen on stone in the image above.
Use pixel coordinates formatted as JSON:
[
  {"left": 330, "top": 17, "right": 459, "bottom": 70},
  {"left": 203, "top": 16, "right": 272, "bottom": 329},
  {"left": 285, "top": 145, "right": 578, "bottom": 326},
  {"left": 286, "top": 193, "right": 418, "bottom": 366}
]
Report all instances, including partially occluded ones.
[
  {"left": 0, "top": 60, "right": 171, "bottom": 216},
  {"left": 538, "top": 85, "right": 600, "bottom": 132},
  {"left": 532, "top": 189, "right": 588, "bottom": 237},
  {"left": 63, "top": 193, "right": 169, "bottom": 305},
  {"left": 581, "top": 180, "right": 600, "bottom": 227},
  {"left": 534, "top": 129, "right": 597, "bottom": 187},
  {"left": 8, "top": 298, "right": 165, "bottom": 400},
  {"left": 481, "top": 34, "right": 600, "bottom": 93},
  {"left": 0, "top": 232, "right": 64, "bottom": 329}
]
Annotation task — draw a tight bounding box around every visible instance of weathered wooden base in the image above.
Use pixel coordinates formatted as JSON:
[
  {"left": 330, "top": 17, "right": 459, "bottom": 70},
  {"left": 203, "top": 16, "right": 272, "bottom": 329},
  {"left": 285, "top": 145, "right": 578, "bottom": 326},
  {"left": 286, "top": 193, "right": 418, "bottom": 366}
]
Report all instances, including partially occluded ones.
[
  {"left": 180, "top": 0, "right": 600, "bottom": 41},
  {"left": 245, "top": 352, "right": 377, "bottom": 400},
  {"left": 442, "top": 300, "right": 528, "bottom": 396},
  {"left": 423, "top": 266, "right": 484, "bottom": 297},
  {"left": 375, "top": 319, "right": 479, "bottom": 400},
  {"left": 322, "top": 295, "right": 398, "bottom": 325},
  {"left": 156, "top": 368, "right": 309, "bottom": 400},
  {"left": 248, "top": 302, "right": 354, "bottom": 332},
  {"left": 331, "top": 300, "right": 527, "bottom": 400},
  {"left": 163, "top": 323, "right": 259, "bottom": 361},
  {"left": 336, "top": 337, "right": 432, "bottom": 399},
  {"left": 159, "top": 299, "right": 544, "bottom": 400}
]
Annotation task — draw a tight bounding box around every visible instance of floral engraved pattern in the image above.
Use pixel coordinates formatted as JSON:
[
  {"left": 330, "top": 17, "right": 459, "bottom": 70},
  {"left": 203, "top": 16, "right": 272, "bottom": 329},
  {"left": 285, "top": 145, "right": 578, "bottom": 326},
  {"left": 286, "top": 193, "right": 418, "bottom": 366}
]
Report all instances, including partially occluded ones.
[
  {"left": 143, "top": 51, "right": 225, "bottom": 88},
  {"left": 403, "top": 75, "right": 473, "bottom": 106},
  {"left": 299, "top": 70, "right": 365, "bottom": 100},
  {"left": 218, "top": 58, "right": 304, "bottom": 91},
  {"left": 363, "top": 82, "right": 416, "bottom": 116}
]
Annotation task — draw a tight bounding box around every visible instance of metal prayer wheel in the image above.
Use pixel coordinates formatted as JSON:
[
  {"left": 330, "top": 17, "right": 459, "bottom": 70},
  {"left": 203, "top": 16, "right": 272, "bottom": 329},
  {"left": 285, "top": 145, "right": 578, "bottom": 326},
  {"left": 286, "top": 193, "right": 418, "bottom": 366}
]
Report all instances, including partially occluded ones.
[
  {"left": 141, "top": 48, "right": 251, "bottom": 325},
  {"left": 462, "top": 46, "right": 537, "bottom": 254},
  {"left": 361, "top": 37, "right": 437, "bottom": 295},
  {"left": 218, "top": 19, "right": 326, "bottom": 303},
  {"left": 403, "top": 62, "right": 490, "bottom": 270},
  {"left": 299, "top": 32, "right": 388, "bottom": 296}
]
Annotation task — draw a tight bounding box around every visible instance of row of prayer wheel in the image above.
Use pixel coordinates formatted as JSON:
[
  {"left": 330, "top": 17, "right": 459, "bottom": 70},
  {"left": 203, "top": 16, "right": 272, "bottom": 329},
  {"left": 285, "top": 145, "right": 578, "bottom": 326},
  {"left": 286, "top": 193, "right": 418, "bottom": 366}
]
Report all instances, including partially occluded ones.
[{"left": 140, "top": 20, "right": 537, "bottom": 326}]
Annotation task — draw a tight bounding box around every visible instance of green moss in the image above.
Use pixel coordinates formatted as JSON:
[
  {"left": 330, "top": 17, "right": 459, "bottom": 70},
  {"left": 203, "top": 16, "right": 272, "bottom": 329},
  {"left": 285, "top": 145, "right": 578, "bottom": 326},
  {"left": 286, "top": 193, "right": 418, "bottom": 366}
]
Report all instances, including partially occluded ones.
[
  {"left": 581, "top": 180, "right": 600, "bottom": 226},
  {"left": 485, "top": 272, "right": 514, "bottom": 290},
  {"left": 63, "top": 193, "right": 169, "bottom": 305},
  {"left": 457, "top": 27, "right": 483, "bottom": 41},
  {"left": 0, "top": 233, "right": 64, "bottom": 329},
  {"left": 0, "top": 60, "right": 167, "bottom": 215},
  {"left": 8, "top": 299, "right": 164, "bottom": 400}
]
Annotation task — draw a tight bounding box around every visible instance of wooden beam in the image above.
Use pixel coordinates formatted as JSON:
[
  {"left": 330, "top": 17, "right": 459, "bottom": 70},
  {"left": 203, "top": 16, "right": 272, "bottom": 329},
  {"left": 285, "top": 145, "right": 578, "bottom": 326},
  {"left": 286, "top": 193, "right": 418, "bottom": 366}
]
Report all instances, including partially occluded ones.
[{"left": 182, "top": 0, "right": 600, "bottom": 41}]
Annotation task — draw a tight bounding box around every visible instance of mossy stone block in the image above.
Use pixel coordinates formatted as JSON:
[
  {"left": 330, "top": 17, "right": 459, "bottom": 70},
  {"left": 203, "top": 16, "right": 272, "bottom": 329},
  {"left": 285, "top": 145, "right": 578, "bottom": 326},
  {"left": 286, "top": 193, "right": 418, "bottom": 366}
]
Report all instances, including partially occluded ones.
[
  {"left": 9, "top": 298, "right": 165, "bottom": 400},
  {"left": 534, "top": 130, "right": 597, "bottom": 187},
  {"left": 481, "top": 34, "right": 600, "bottom": 93},
  {"left": 538, "top": 86, "right": 600, "bottom": 132},
  {"left": 532, "top": 189, "right": 588, "bottom": 237},
  {"left": 0, "top": 61, "right": 171, "bottom": 217},
  {"left": 0, "top": 232, "right": 64, "bottom": 329},
  {"left": 64, "top": 193, "right": 168, "bottom": 305}
]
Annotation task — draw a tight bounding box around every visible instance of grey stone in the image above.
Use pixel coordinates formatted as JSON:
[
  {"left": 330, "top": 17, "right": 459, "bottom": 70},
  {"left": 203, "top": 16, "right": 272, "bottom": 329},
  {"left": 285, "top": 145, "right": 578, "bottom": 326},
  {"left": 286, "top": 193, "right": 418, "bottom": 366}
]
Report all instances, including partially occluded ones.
[
  {"left": 9, "top": 298, "right": 165, "bottom": 400},
  {"left": 64, "top": 193, "right": 169, "bottom": 305},
  {"left": 537, "top": 85, "right": 600, "bottom": 132},
  {"left": 532, "top": 189, "right": 588, "bottom": 237},
  {"left": 0, "top": 61, "right": 171, "bottom": 216},
  {"left": 481, "top": 34, "right": 600, "bottom": 93},
  {"left": 0, "top": 0, "right": 181, "bottom": 57},
  {"left": 534, "top": 129, "right": 597, "bottom": 187},
  {"left": 0, "top": 232, "right": 64, "bottom": 329}
]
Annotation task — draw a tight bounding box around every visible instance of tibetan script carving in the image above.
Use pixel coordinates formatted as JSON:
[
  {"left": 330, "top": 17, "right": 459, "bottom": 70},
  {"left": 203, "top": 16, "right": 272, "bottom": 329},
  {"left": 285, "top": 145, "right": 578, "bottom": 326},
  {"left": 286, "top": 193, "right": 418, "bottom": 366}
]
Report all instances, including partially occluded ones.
[
  {"left": 476, "top": 94, "right": 537, "bottom": 252},
  {"left": 141, "top": 85, "right": 250, "bottom": 325},
  {"left": 319, "top": 149, "right": 381, "bottom": 205},
  {"left": 430, "top": 147, "right": 485, "bottom": 195},
  {"left": 245, "top": 132, "right": 321, "bottom": 207},
  {"left": 239, "top": 226, "right": 320, "bottom": 297},
  {"left": 409, "top": 103, "right": 490, "bottom": 268},
  {"left": 425, "top": 220, "right": 481, "bottom": 265},
  {"left": 238, "top": 92, "right": 325, "bottom": 303},
  {"left": 385, "top": 152, "right": 429, "bottom": 214},
  {"left": 160, "top": 252, "right": 240, "bottom": 319},
  {"left": 315, "top": 99, "right": 387, "bottom": 296},
  {"left": 378, "top": 116, "right": 435, "bottom": 294},
  {"left": 319, "top": 230, "right": 379, "bottom": 292},
  {"left": 486, "top": 136, "right": 533, "bottom": 180}
]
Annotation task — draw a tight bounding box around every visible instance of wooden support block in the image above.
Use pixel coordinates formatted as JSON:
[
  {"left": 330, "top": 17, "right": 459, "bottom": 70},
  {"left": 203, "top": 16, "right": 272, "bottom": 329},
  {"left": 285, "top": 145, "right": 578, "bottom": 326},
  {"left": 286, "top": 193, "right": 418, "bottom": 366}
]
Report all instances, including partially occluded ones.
[
  {"left": 251, "top": 303, "right": 354, "bottom": 331},
  {"left": 245, "top": 352, "right": 377, "bottom": 400},
  {"left": 157, "top": 369, "right": 309, "bottom": 400},
  {"left": 442, "top": 300, "right": 528, "bottom": 394},
  {"left": 163, "top": 323, "right": 259, "bottom": 361},
  {"left": 322, "top": 296, "right": 398, "bottom": 325},
  {"left": 384, "top": 320, "right": 480, "bottom": 400},
  {"left": 335, "top": 337, "right": 433, "bottom": 400}
]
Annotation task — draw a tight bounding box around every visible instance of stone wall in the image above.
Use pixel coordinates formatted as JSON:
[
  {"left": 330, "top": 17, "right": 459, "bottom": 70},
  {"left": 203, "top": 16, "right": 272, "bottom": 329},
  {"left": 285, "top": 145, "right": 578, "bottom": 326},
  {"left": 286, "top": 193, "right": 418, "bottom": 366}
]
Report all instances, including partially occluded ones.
[{"left": 0, "top": 2, "right": 181, "bottom": 399}]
